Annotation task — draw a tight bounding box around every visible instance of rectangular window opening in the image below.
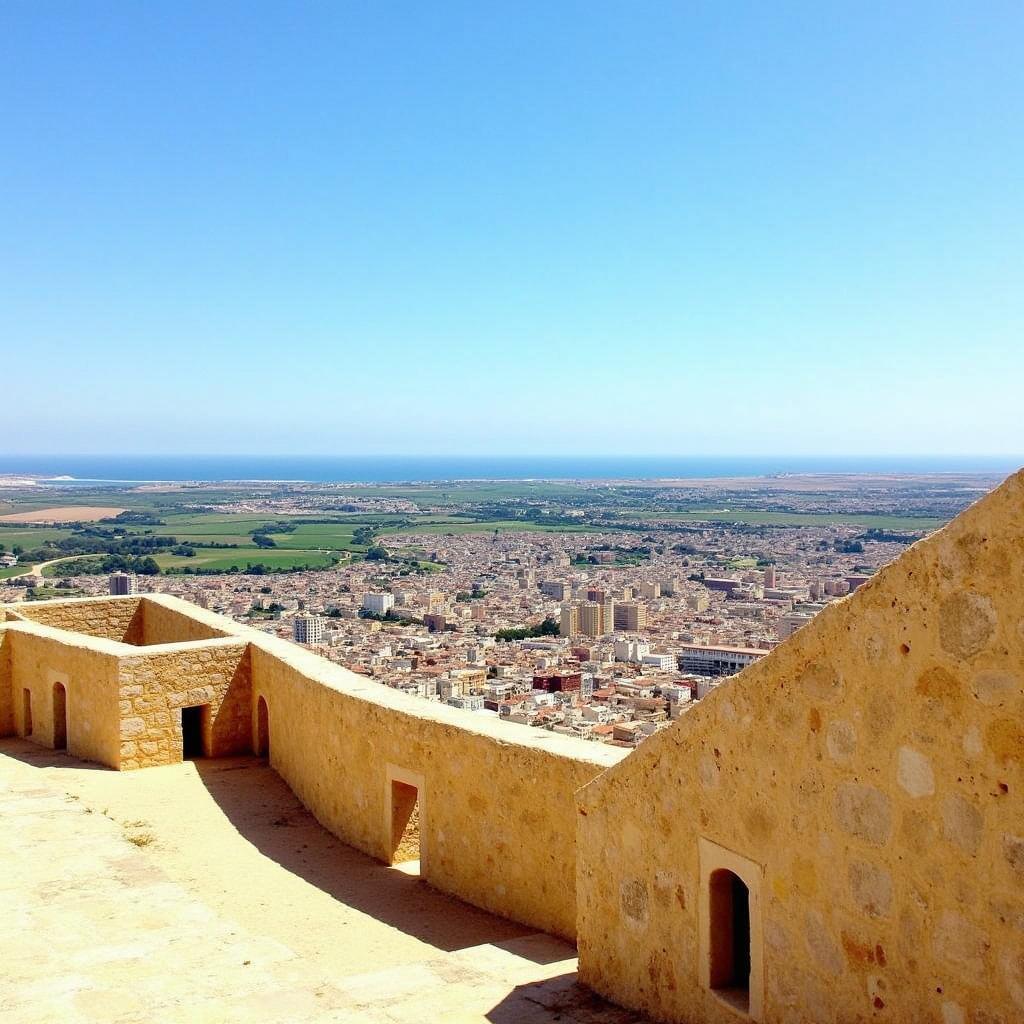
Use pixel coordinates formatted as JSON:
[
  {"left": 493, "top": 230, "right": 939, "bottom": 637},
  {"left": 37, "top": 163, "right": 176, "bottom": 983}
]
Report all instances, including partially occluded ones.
[
  {"left": 22, "top": 689, "right": 33, "bottom": 737},
  {"left": 389, "top": 780, "right": 421, "bottom": 875}
]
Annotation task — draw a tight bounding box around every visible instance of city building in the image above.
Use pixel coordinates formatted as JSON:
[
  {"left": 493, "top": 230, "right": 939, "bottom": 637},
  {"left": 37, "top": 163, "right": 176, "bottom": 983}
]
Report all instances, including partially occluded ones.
[
  {"left": 362, "top": 592, "right": 395, "bottom": 616},
  {"left": 613, "top": 601, "right": 647, "bottom": 632},
  {"left": 108, "top": 572, "right": 137, "bottom": 596},
  {"left": 293, "top": 614, "right": 324, "bottom": 645},
  {"left": 678, "top": 643, "right": 766, "bottom": 677}
]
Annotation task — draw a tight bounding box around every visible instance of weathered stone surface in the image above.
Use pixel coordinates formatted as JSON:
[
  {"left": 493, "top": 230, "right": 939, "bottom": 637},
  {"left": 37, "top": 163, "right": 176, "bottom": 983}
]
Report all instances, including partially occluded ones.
[
  {"left": 896, "top": 745, "right": 935, "bottom": 798},
  {"left": 834, "top": 782, "right": 892, "bottom": 846},
  {"left": 943, "top": 794, "right": 984, "bottom": 855},
  {"left": 848, "top": 859, "right": 893, "bottom": 918},
  {"left": 938, "top": 591, "right": 997, "bottom": 659}
]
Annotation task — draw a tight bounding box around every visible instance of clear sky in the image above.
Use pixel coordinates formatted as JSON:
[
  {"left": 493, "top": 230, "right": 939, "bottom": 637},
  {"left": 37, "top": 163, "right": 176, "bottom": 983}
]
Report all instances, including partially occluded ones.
[{"left": 2, "top": 2, "right": 1021, "bottom": 456}]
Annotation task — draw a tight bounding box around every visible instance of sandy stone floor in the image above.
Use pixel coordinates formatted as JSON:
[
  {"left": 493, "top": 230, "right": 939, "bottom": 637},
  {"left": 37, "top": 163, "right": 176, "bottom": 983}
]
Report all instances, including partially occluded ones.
[{"left": 0, "top": 739, "right": 646, "bottom": 1024}]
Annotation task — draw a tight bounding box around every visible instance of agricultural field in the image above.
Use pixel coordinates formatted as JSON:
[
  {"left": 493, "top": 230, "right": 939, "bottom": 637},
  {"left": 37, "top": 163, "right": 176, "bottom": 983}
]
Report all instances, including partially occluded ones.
[
  {"left": 154, "top": 549, "right": 340, "bottom": 572},
  {"left": 640, "top": 510, "right": 946, "bottom": 530},
  {"left": 385, "top": 518, "right": 596, "bottom": 536},
  {"left": 0, "top": 526, "right": 76, "bottom": 551}
]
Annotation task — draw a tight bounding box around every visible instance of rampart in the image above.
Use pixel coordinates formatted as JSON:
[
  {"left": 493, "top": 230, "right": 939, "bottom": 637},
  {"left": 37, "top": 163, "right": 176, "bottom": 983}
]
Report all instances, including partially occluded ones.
[
  {"left": 2, "top": 469, "right": 1022, "bottom": 1023},
  {"left": 0, "top": 593, "right": 624, "bottom": 941}
]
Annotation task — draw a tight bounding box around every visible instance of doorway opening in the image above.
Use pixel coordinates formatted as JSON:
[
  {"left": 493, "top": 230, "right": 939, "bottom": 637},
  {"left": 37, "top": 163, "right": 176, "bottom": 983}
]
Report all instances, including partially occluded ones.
[
  {"left": 22, "top": 689, "right": 33, "bottom": 737},
  {"left": 181, "top": 704, "right": 208, "bottom": 759},
  {"left": 389, "top": 778, "right": 421, "bottom": 875},
  {"left": 53, "top": 683, "right": 67, "bottom": 750},
  {"left": 255, "top": 696, "right": 270, "bottom": 759},
  {"left": 709, "top": 868, "right": 751, "bottom": 1012}
]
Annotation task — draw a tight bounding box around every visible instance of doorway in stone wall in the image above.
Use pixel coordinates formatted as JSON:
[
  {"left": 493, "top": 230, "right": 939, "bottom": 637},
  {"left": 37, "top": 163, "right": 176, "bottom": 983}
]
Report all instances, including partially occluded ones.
[
  {"left": 53, "top": 683, "right": 67, "bottom": 750},
  {"left": 22, "top": 689, "right": 33, "bottom": 737},
  {"left": 255, "top": 696, "right": 270, "bottom": 759},
  {"left": 181, "top": 704, "right": 208, "bottom": 759},
  {"left": 386, "top": 765, "right": 425, "bottom": 878}
]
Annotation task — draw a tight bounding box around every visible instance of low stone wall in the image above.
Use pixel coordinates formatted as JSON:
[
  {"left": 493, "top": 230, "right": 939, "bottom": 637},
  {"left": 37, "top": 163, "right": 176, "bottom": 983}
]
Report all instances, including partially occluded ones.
[
  {"left": 1, "top": 622, "right": 122, "bottom": 766},
  {"left": 13, "top": 596, "right": 143, "bottom": 644},
  {"left": 248, "top": 637, "right": 625, "bottom": 940},
  {"left": 117, "top": 640, "right": 252, "bottom": 770},
  {"left": 139, "top": 599, "right": 231, "bottom": 646}
]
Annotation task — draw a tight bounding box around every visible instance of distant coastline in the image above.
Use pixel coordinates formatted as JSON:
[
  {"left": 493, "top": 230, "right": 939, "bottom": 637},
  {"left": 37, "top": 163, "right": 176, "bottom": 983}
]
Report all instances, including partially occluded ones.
[{"left": 0, "top": 454, "right": 1020, "bottom": 485}]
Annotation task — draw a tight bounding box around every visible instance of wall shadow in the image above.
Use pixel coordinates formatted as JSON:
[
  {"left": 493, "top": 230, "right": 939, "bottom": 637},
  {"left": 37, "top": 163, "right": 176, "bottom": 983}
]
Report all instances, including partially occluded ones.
[
  {"left": 193, "top": 756, "right": 554, "bottom": 958},
  {"left": 0, "top": 736, "right": 112, "bottom": 771},
  {"left": 486, "top": 972, "right": 650, "bottom": 1024}
]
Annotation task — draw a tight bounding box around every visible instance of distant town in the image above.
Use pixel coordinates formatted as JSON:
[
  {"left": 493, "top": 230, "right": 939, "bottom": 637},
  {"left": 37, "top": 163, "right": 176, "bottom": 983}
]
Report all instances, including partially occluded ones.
[{"left": 0, "top": 471, "right": 999, "bottom": 749}]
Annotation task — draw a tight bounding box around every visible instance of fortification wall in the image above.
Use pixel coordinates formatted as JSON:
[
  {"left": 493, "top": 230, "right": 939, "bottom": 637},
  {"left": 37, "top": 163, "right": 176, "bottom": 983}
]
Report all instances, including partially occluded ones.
[
  {"left": 576, "top": 470, "right": 1024, "bottom": 1024},
  {"left": 139, "top": 599, "right": 230, "bottom": 645},
  {"left": 1, "top": 624, "right": 123, "bottom": 766},
  {"left": 249, "top": 638, "right": 625, "bottom": 940},
  {"left": 13, "top": 596, "right": 144, "bottom": 644},
  {"left": 116, "top": 640, "right": 252, "bottom": 769},
  {"left": 0, "top": 633, "right": 13, "bottom": 736}
]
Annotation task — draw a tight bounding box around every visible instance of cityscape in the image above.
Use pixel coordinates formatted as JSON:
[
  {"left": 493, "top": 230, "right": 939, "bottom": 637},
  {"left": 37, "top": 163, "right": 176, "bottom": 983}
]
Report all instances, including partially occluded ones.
[{"left": 0, "top": 470, "right": 998, "bottom": 749}]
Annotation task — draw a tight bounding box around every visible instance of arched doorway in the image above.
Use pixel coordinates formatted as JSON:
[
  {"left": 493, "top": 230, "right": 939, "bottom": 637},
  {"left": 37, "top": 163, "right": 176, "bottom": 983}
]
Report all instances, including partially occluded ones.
[
  {"left": 708, "top": 868, "right": 751, "bottom": 1010},
  {"left": 53, "top": 683, "right": 67, "bottom": 750},
  {"left": 256, "top": 696, "right": 270, "bottom": 758}
]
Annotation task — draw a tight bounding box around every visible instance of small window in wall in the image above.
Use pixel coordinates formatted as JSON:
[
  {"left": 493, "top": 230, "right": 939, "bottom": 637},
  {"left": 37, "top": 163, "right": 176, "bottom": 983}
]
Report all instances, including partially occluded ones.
[
  {"left": 181, "top": 704, "right": 208, "bottom": 759},
  {"left": 699, "top": 838, "right": 763, "bottom": 1021},
  {"left": 385, "top": 765, "right": 425, "bottom": 877},
  {"left": 22, "top": 689, "right": 33, "bottom": 737},
  {"left": 53, "top": 683, "right": 68, "bottom": 750}
]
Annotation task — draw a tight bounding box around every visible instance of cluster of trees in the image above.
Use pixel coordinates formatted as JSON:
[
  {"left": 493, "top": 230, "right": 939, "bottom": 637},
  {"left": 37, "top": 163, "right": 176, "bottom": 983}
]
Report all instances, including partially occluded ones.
[
  {"left": 859, "top": 528, "right": 918, "bottom": 544},
  {"left": 352, "top": 526, "right": 378, "bottom": 546},
  {"left": 99, "top": 511, "right": 166, "bottom": 526},
  {"left": 495, "top": 617, "right": 559, "bottom": 642},
  {"left": 54, "top": 554, "right": 161, "bottom": 576}
]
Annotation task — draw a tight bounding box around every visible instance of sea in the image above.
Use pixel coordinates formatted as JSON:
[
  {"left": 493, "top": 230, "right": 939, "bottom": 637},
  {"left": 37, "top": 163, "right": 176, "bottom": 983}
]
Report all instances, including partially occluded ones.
[{"left": 0, "top": 454, "right": 1019, "bottom": 485}]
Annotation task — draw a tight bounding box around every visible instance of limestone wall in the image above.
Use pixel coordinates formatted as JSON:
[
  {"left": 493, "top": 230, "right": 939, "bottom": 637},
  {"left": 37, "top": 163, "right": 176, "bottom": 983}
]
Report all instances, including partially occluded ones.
[
  {"left": 576, "top": 470, "right": 1024, "bottom": 1024},
  {"left": 0, "top": 633, "right": 13, "bottom": 736},
  {"left": 138, "top": 599, "right": 230, "bottom": 645},
  {"left": 13, "top": 596, "right": 144, "bottom": 644},
  {"left": 249, "top": 638, "right": 625, "bottom": 940},
  {"left": 1, "top": 623, "right": 122, "bottom": 766},
  {"left": 116, "top": 640, "right": 252, "bottom": 769}
]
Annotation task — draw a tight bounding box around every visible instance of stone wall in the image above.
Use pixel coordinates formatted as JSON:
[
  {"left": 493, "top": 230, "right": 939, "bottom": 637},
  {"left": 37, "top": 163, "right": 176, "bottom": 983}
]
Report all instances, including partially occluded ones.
[
  {"left": 576, "top": 469, "right": 1024, "bottom": 1024},
  {"left": 14, "top": 596, "right": 143, "bottom": 644},
  {"left": 117, "top": 640, "right": 252, "bottom": 770},
  {"left": 0, "top": 633, "right": 13, "bottom": 736},
  {"left": 1, "top": 623, "right": 123, "bottom": 766},
  {"left": 139, "top": 599, "right": 230, "bottom": 646},
  {"left": 249, "top": 638, "right": 625, "bottom": 940}
]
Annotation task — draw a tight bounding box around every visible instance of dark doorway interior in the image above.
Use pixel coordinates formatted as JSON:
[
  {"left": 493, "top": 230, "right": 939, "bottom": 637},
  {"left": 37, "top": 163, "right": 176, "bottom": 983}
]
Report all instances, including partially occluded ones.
[
  {"left": 22, "top": 689, "right": 33, "bottom": 737},
  {"left": 182, "top": 705, "right": 207, "bottom": 759},
  {"left": 709, "top": 868, "right": 751, "bottom": 1008},
  {"left": 53, "top": 683, "right": 67, "bottom": 750},
  {"left": 256, "top": 696, "right": 270, "bottom": 758}
]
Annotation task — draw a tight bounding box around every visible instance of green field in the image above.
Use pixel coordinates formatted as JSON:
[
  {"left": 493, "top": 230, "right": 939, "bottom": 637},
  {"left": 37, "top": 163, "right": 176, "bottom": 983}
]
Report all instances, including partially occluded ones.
[
  {"left": 642, "top": 511, "right": 946, "bottom": 530},
  {"left": 386, "top": 518, "right": 596, "bottom": 536},
  {"left": 0, "top": 526, "right": 76, "bottom": 550},
  {"left": 156, "top": 549, "right": 340, "bottom": 572}
]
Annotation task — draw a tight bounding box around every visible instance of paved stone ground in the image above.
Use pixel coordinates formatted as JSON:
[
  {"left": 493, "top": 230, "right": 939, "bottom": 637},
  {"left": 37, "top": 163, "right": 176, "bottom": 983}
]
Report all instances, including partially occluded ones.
[{"left": 0, "top": 739, "right": 647, "bottom": 1024}]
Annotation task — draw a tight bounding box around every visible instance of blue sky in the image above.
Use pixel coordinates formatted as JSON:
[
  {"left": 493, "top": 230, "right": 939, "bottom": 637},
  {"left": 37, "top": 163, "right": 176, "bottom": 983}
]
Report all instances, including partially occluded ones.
[{"left": 1, "top": 2, "right": 1021, "bottom": 456}]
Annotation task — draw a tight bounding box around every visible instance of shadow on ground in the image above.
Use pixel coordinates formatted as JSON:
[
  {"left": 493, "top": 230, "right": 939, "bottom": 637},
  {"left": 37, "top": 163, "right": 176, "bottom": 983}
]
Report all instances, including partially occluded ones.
[
  {"left": 193, "top": 756, "right": 564, "bottom": 960},
  {"left": 487, "top": 972, "right": 649, "bottom": 1024},
  {"left": 0, "top": 737, "right": 111, "bottom": 771}
]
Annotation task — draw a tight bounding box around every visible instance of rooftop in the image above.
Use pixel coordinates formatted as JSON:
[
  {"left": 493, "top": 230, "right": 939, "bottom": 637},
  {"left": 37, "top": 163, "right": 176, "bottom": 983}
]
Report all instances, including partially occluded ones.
[{"left": 0, "top": 739, "right": 645, "bottom": 1024}]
